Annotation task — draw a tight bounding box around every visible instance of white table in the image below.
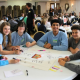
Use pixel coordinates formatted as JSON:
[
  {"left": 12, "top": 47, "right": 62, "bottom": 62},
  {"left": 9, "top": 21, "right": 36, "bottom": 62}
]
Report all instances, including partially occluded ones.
[{"left": 0, "top": 45, "right": 77, "bottom": 80}]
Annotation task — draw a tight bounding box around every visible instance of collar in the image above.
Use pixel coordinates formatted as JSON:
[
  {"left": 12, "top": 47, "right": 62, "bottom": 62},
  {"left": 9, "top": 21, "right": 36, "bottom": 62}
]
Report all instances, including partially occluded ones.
[
  {"left": 52, "top": 31, "right": 60, "bottom": 38},
  {"left": 16, "top": 32, "right": 24, "bottom": 38}
]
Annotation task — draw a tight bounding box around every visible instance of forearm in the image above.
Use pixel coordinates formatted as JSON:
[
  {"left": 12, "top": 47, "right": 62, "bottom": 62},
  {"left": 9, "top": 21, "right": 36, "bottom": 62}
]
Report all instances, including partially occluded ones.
[
  {"left": 69, "top": 52, "right": 80, "bottom": 61},
  {"left": 0, "top": 50, "right": 15, "bottom": 55},
  {"left": 70, "top": 47, "right": 79, "bottom": 54},
  {"left": 37, "top": 40, "right": 45, "bottom": 47},
  {"left": 30, "top": 41, "right": 36, "bottom": 46},
  {"left": 53, "top": 45, "right": 68, "bottom": 51},
  {"left": 65, "top": 63, "right": 80, "bottom": 74}
]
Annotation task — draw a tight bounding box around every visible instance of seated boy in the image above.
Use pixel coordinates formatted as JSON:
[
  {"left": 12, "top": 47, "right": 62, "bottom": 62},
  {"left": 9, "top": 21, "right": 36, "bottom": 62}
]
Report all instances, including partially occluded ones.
[
  {"left": 68, "top": 25, "right": 80, "bottom": 54},
  {"left": 37, "top": 19, "right": 68, "bottom": 51},
  {"left": 58, "top": 51, "right": 80, "bottom": 80}
]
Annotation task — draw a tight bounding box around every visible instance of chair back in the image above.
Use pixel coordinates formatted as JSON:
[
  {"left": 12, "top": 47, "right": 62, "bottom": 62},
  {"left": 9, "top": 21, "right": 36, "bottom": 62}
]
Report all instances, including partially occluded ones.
[{"left": 33, "top": 31, "right": 45, "bottom": 42}]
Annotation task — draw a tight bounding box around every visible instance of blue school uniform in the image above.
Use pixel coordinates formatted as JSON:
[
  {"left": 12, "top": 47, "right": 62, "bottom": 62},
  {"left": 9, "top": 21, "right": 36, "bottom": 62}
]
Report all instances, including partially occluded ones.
[
  {"left": 37, "top": 31, "right": 68, "bottom": 51},
  {"left": 0, "top": 33, "right": 8, "bottom": 49},
  {"left": 11, "top": 31, "right": 35, "bottom": 46},
  {"left": 0, "top": 54, "right": 9, "bottom": 66}
]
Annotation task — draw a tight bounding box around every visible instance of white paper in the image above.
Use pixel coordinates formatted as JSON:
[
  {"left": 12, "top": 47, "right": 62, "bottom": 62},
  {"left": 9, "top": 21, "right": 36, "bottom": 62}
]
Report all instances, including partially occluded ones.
[{"left": 4, "top": 69, "right": 23, "bottom": 78}]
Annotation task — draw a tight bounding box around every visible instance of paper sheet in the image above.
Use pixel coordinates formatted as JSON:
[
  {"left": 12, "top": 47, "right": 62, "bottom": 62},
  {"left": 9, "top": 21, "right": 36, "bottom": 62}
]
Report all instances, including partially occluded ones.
[{"left": 4, "top": 69, "right": 23, "bottom": 78}]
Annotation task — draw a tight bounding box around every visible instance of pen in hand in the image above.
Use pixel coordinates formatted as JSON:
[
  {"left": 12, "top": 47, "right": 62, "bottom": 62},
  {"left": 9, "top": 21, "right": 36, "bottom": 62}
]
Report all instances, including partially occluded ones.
[{"left": 16, "top": 49, "right": 23, "bottom": 52}]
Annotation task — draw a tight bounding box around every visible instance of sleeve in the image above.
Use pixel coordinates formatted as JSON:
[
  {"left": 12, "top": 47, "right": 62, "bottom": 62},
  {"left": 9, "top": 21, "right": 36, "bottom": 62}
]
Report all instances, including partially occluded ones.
[
  {"left": 65, "top": 63, "right": 80, "bottom": 74},
  {"left": 68, "top": 37, "right": 72, "bottom": 48},
  {"left": 0, "top": 33, "right": 3, "bottom": 45},
  {"left": 76, "top": 43, "right": 80, "bottom": 49},
  {"left": 69, "top": 51, "right": 80, "bottom": 61},
  {"left": 32, "top": 10, "right": 34, "bottom": 19},
  {"left": 53, "top": 33, "right": 68, "bottom": 51},
  {"left": 26, "top": 33, "right": 35, "bottom": 43},
  {"left": 0, "top": 60, "right": 9, "bottom": 66},
  {"left": 37, "top": 33, "right": 48, "bottom": 47}
]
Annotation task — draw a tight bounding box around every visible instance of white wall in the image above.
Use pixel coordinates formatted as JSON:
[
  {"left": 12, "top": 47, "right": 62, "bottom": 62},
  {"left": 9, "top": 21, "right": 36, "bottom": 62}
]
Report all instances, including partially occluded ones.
[
  {"left": 38, "top": 2, "right": 47, "bottom": 15},
  {"left": 60, "top": 0, "right": 80, "bottom": 16},
  {"left": 0, "top": 0, "right": 35, "bottom": 9}
]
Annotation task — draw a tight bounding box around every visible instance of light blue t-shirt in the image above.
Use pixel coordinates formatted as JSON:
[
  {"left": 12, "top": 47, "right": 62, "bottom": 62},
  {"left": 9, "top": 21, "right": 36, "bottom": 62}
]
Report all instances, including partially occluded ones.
[
  {"left": 37, "top": 31, "right": 68, "bottom": 51},
  {"left": 0, "top": 33, "right": 8, "bottom": 49},
  {"left": 11, "top": 31, "right": 35, "bottom": 46}
]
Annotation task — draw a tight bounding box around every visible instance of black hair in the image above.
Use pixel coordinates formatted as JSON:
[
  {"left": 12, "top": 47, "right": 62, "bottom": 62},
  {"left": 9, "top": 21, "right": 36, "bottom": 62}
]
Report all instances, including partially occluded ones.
[
  {"left": 71, "top": 25, "right": 80, "bottom": 30},
  {"left": 26, "top": 3, "right": 32, "bottom": 7},
  {"left": 16, "top": 21, "right": 26, "bottom": 33},
  {"left": 51, "top": 19, "right": 60, "bottom": 26}
]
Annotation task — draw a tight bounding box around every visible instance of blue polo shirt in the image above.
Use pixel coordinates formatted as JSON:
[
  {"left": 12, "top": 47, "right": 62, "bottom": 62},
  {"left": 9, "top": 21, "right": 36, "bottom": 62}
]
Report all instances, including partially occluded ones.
[
  {"left": 0, "top": 33, "right": 8, "bottom": 49},
  {"left": 37, "top": 31, "right": 68, "bottom": 51},
  {"left": 0, "top": 54, "right": 9, "bottom": 66},
  {"left": 11, "top": 31, "right": 35, "bottom": 46}
]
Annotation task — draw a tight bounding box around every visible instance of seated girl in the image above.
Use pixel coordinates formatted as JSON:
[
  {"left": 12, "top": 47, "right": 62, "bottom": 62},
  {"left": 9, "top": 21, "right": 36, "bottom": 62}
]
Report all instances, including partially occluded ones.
[{"left": 0, "top": 22, "right": 21, "bottom": 55}]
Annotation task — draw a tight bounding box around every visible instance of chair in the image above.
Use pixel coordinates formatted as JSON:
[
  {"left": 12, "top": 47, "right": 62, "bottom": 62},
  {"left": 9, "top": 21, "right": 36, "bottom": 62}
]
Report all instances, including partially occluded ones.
[{"left": 33, "top": 31, "right": 45, "bottom": 42}]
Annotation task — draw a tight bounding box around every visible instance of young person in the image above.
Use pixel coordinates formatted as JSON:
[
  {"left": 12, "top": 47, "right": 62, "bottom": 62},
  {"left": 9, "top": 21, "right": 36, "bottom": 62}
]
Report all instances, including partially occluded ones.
[
  {"left": 0, "top": 54, "right": 20, "bottom": 66},
  {"left": 0, "top": 22, "right": 21, "bottom": 55},
  {"left": 11, "top": 21, "right": 36, "bottom": 47},
  {"left": 58, "top": 52, "right": 80, "bottom": 80},
  {"left": 37, "top": 19, "right": 68, "bottom": 51},
  {"left": 68, "top": 25, "right": 80, "bottom": 54}
]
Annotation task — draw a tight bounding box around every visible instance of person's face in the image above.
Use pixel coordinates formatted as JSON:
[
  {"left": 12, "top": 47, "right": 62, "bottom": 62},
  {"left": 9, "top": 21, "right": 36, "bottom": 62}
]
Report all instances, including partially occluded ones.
[
  {"left": 26, "top": 5, "right": 28, "bottom": 9},
  {"left": 3, "top": 25, "right": 10, "bottom": 35},
  {"left": 18, "top": 26, "right": 25, "bottom": 33},
  {"left": 51, "top": 23, "right": 60, "bottom": 33},
  {"left": 72, "top": 29, "right": 80, "bottom": 39}
]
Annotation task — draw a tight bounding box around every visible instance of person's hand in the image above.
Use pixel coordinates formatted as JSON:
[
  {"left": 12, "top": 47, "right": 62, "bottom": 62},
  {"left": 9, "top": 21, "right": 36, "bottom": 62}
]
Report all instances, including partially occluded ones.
[
  {"left": 9, "top": 59, "right": 20, "bottom": 64},
  {"left": 44, "top": 43, "right": 51, "bottom": 49},
  {"left": 14, "top": 50, "right": 21, "bottom": 55},
  {"left": 12, "top": 46, "right": 20, "bottom": 51},
  {"left": 65, "top": 56, "right": 70, "bottom": 61},
  {"left": 26, "top": 42, "right": 31, "bottom": 47},
  {"left": 58, "top": 59, "right": 66, "bottom": 66},
  {"left": 2, "top": 56, "right": 8, "bottom": 60},
  {"left": 33, "top": 23, "right": 35, "bottom": 27}
]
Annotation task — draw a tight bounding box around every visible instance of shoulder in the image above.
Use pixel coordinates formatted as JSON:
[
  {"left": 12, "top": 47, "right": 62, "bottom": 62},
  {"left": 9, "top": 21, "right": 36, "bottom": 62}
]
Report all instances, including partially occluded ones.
[
  {"left": 59, "top": 31, "right": 66, "bottom": 36},
  {"left": 45, "top": 31, "right": 53, "bottom": 35},
  {"left": 0, "top": 33, "right": 3, "bottom": 37},
  {"left": 11, "top": 31, "right": 17, "bottom": 37},
  {"left": 68, "top": 37, "right": 73, "bottom": 41},
  {"left": 11, "top": 31, "right": 17, "bottom": 35}
]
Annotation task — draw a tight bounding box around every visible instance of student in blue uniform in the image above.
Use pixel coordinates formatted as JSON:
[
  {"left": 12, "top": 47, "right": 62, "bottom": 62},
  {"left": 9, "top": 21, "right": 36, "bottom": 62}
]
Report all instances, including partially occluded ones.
[
  {"left": 11, "top": 21, "right": 36, "bottom": 47},
  {"left": 0, "top": 54, "right": 20, "bottom": 66},
  {"left": 0, "top": 22, "right": 21, "bottom": 55},
  {"left": 37, "top": 19, "right": 68, "bottom": 51}
]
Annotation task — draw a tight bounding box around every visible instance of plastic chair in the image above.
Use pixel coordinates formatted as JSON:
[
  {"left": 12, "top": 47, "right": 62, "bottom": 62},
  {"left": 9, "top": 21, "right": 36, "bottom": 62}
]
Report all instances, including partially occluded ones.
[{"left": 33, "top": 31, "right": 45, "bottom": 42}]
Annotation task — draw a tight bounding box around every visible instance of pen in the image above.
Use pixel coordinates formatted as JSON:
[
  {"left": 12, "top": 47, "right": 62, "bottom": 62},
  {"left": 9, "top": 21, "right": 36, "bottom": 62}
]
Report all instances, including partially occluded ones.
[
  {"left": 26, "top": 70, "right": 28, "bottom": 76},
  {"left": 16, "top": 49, "right": 23, "bottom": 52},
  {"left": 13, "top": 58, "right": 21, "bottom": 61}
]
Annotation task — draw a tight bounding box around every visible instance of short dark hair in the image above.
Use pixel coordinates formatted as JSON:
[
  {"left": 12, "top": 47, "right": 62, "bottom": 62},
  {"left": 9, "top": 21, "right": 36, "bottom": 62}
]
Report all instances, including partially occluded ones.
[
  {"left": 51, "top": 19, "right": 60, "bottom": 26},
  {"left": 26, "top": 3, "right": 32, "bottom": 7},
  {"left": 71, "top": 25, "right": 80, "bottom": 30},
  {"left": 16, "top": 21, "right": 26, "bottom": 33}
]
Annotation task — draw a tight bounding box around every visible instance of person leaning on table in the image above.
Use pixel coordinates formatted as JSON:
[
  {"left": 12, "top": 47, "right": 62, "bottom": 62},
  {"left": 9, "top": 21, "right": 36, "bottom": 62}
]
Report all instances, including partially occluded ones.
[
  {"left": 0, "top": 54, "right": 20, "bottom": 66},
  {"left": 0, "top": 22, "right": 21, "bottom": 55},
  {"left": 68, "top": 25, "right": 80, "bottom": 54},
  {"left": 58, "top": 51, "right": 80, "bottom": 80},
  {"left": 37, "top": 19, "right": 68, "bottom": 51}
]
